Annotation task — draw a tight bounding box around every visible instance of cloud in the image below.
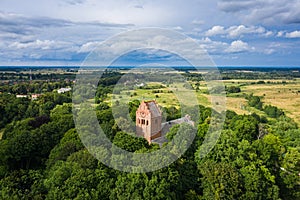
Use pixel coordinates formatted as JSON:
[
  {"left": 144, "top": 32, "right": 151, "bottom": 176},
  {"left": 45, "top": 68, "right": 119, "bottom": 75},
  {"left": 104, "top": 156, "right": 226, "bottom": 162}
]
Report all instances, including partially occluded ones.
[
  {"left": 134, "top": 5, "right": 144, "bottom": 9},
  {"left": 276, "top": 30, "right": 300, "bottom": 38},
  {"left": 113, "top": 48, "right": 185, "bottom": 65},
  {"left": 277, "top": 31, "right": 285, "bottom": 37},
  {"left": 0, "top": 11, "right": 133, "bottom": 37},
  {"left": 78, "top": 41, "right": 102, "bottom": 53},
  {"left": 9, "top": 40, "right": 70, "bottom": 50},
  {"left": 205, "top": 26, "right": 225, "bottom": 36},
  {"left": 0, "top": 11, "right": 71, "bottom": 28},
  {"left": 192, "top": 19, "right": 205, "bottom": 25},
  {"left": 263, "top": 48, "right": 276, "bottom": 55},
  {"left": 173, "top": 26, "right": 183, "bottom": 31},
  {"left": 218, "top": 0, "right": 264, "bottom": 12},
  {"left": 227, "top": 25, "right": 265, "bottom": 38},
  {"left": 218, "top": 0, "right": 300, "bottom": 25},
  {"left": 285, "top": 30, "right": 300, "bottom": 38},
  {"left": 264, "top": 31, "right": 274, "bottom": 37},
  {"left": 0, "top": 1, "right": 211, "bottom": 27},
  {"left": 198, "top": 37, "right": 255, "bottom": 55},
  {"left": 77, "top": 21, "right": 135, "bottom": 27},
  {"left": 0, "top": 1, "right": 299, "bottom": 66},
  {"left": 198, "top": 37, "right": 228, "bottom": 54},
  {"left": 2, "top": 38, "right": 80, "bottom": 64},
  {"left": 64, "top": 0, "right": 86, "bottom": 5},
  {"left": 0, "top": 10, "right": 136, "bottom": 64},
  {"left": 225, "top": 40, "right": 254, "bottom": 53},
  {"left": 205, "top": 24, "right": 269, "bottom": 38},
  {"left": 76, "top": 30, "right": 221, "bottom": 66},
  {"left": 0, "top": 11, "right": 72, "bottom": 37}
]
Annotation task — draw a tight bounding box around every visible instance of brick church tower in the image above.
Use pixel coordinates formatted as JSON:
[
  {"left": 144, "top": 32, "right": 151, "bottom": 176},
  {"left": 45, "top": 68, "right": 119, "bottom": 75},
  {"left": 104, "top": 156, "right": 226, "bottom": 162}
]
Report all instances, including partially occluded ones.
[{"left": 136, "top": 100, "right": 162, "bottom": 143}]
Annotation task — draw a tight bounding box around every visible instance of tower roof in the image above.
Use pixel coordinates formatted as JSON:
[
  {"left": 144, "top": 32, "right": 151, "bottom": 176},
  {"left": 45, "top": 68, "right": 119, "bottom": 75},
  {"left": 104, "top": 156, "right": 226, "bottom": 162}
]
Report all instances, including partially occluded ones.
[
  {"left": 146, "top": 101, "right": 161, "bottom": 117},
  {"left": 140, "top": 100, "right": 161, "bottom": 118}
]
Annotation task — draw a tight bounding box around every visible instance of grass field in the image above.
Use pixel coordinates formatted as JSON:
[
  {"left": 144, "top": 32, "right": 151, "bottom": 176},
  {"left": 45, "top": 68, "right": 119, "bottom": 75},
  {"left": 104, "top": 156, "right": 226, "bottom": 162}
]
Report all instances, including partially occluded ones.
[
  {"left": 224, "top": 96, "right": 248, "bottom": 115},
  {"left": 103, "top": 78, "right": 300, "bottom": 125},
  {"left": 241, "top": 81, "right": 300, "bottom": 124},
  {"left": 108, "top": 82, "right": 203, "bottom": 108},
  {"left": 109, "top": 84, "right": 241, "bottom": 114}
]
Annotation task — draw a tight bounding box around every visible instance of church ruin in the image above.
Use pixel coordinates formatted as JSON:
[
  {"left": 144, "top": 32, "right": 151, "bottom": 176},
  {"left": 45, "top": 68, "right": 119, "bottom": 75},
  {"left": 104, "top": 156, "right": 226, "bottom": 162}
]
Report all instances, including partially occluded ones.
[
  {"left": 136, "top": 100, "right": 162, "bottom": 143},
  {"left": 136, "top": 100, "right": 194, "bottom": 144}
]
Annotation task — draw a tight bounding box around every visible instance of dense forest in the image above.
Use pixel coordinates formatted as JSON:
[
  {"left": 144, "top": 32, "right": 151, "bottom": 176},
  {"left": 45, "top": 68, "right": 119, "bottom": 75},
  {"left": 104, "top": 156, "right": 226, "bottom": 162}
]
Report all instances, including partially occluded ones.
[{"left": 0, "top": 70, "right": 299, "bottom": 199}]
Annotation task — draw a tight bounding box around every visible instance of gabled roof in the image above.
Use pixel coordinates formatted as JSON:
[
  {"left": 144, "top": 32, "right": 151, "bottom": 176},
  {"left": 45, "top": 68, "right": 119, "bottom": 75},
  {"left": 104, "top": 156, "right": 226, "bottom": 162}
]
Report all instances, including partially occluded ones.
[{"left": 145, "top": 101, "right": 161, "bottom": 118}]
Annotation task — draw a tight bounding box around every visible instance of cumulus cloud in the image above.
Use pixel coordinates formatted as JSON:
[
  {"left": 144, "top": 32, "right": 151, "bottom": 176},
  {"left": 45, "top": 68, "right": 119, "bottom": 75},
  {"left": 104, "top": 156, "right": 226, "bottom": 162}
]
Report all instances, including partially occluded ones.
[
  {"left": 276, "top": 30, "right": 300, "bottom": 38},
  {"left": 285, "top": 30, "right": 300, "bottom": 38},
  {"left": 198, "top": 37, "right": 228, "bottom": 54},
  {"left": 2, "top": 39, "right": 79, "bottom": 64},
  {"left": 198, "top": 37, "right": 256, "bottom": 55},
  {"left": 227, "top": 25, "right": 265, "bottom": 37},
  {"left": 225, "top": 40, "right": 254, "bottom": 53},
  {"left": 205, "top": 26, "right": 225, "bottom": 36},
  {"left": 205, "top": 24, "right": 269, "bottom": 38}
]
